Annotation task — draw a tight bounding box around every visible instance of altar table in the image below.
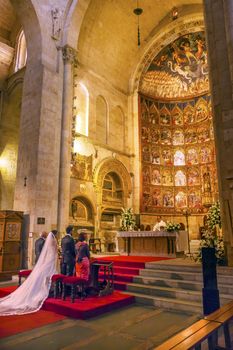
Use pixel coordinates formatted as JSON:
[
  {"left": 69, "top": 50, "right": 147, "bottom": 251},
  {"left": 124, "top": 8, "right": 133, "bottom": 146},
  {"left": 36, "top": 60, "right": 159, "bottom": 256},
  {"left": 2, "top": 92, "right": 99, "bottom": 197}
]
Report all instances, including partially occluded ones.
[{"left": 117, "top": 230, "right": 188, "bottom": 256}]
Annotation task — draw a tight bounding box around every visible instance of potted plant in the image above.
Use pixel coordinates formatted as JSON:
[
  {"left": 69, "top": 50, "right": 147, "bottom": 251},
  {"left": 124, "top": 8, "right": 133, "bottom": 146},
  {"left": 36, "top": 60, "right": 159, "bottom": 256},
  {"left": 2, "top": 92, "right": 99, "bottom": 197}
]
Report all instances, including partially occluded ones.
[{"left": 194, "top": 202, "right": 225, "bottom": 265}]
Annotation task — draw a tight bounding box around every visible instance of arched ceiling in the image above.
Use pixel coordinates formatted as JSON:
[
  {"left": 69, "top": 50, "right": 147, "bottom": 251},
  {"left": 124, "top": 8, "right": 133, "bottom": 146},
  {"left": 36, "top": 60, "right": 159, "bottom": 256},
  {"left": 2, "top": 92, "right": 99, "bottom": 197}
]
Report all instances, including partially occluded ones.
[
  {"left": 0, "top": 0, "right": 17, "bottom": 86},
  {"left": 78, "top": 1, "right": 203, "bottom": 94}
]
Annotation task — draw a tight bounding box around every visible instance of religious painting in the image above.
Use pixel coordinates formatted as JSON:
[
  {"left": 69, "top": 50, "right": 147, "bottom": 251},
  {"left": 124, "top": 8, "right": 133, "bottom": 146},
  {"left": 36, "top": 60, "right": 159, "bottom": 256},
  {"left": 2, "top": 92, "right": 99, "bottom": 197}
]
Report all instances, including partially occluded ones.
[
  {"left": 195, "top": 98, "right": 208, "bottom": 123},
  {"left": 141, "top": 126, "right": 150, "bottom": 142},
  {"left": 187, "top": 168, "right": 200, "bottom": 186},
  {"left": 175, "top": 170, "right": 186, "bottom": 186},
  {"left": 149, "top": 103, "right": 159, "bottom": 124},
  {"left": 160, "top": 129, "right": 172, "bottom": 145},
  {"left": 151, "top": 188, "right": 162, "bottom": 207},
  {"left": 202, "top": 167, "right": 212, "bottom": 193},
  {"left": 151, "top": 146, "right": 160, "bottom": 164},
  {"left": 139, "top": 32, "right": 209, "bottom": 100},
  {"left": 188, "top": 190, "right": 202, "bottom": 209},
  {"left": 200, "top": 146, "right": 212, "bottom": 163},
  {"left": 185, "top": 129, "right": 197, "bottom": 144},
  {"left": 142, "top": 145, "right": 151, "bottom": 163},
  {"left": 70, "top": 199, "right": 87, "bottom": 221},
  {"left": 186, "top": 148, "right": 198, "bottom": 165},
  {"left": 184, "top": 104, "right": 195, "bottom": 125},
  {"left": 160, "top": 106, "right": 171, "bottom": 126},
  {"left": 142, "top": 186, "right": 152, "bottom": 211},
  {"left": 162, "top": 168, "right": 173, "bottom": 186},
  {"left": 71, "top": 154, "right": 92, "bottom": 181},
  {"left": 172, "top": 105, "right": 183, "bottom": 126},
  {"left": 198, "top": 126, "right": 210, "bottom": 143},
  {"left": 161, "top": 149, "right": 172, "bottom": 166},
  {"left": 141, "top": 100, "right": 149, "bottom": 122},
  {"left": 173, "top": 130, "right": 184, "bottom": 145},
  {"left": 163, "top": 190, "right": 174, "bottom": 207},
  {"left": 151, "top": 167, "right": 161, "bottom": 185},
  {"left": 174, "top": 150, "right": 185, "bottom": 166},
  {"left": 151, "top": 127, "right": 159, "bottom": 143},
  {"left": 142, "top": 166, "right": 150, "bottom": 183},
  {"left": 175, "top": 191, "right": 187, "bottom": 208}
]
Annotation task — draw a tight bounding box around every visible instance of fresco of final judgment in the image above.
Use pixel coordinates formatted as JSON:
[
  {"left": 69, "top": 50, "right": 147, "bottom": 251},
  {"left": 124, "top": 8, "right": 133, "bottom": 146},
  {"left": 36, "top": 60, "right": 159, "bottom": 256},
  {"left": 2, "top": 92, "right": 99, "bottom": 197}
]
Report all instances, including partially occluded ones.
[{"left": 139, "top": 32, "right": 209, "bottom": 100}]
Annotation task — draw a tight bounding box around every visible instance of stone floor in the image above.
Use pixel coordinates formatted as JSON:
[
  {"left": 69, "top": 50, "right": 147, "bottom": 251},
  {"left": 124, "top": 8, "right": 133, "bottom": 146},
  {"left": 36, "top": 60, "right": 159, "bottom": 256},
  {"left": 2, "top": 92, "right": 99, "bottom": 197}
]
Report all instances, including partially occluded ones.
[{"left": 0, "top": 303, "right": 200, "bottom": 350}]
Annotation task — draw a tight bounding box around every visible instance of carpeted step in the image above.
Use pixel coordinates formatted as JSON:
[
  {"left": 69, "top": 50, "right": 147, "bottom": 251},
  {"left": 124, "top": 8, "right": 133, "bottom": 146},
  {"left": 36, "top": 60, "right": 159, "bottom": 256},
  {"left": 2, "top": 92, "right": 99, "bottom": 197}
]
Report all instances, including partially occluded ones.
[
  {"left": 113, "top": 266, "right": 140, "bottom": 275},
  {"left": 122, "top": 291, "right": 202, "bottom": 314},
  {"left": 99, "top": 271, "right": 134, "bottom": 283}
]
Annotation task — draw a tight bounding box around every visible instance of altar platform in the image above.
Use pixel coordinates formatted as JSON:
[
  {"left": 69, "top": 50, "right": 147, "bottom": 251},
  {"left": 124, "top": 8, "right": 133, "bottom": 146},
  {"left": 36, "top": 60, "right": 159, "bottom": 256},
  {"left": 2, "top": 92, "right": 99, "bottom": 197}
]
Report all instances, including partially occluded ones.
[{"left": 117, "top": 230, "right": 188, "bottom": 256}]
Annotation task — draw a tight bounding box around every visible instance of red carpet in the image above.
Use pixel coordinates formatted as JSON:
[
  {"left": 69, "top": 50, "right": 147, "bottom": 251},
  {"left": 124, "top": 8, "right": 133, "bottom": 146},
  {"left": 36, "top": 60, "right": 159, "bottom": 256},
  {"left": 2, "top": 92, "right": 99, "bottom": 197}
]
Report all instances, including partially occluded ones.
[
  {"left": 0, "top": 286, "right": 134, "bottom": 322},
  {"left": 97, "top": 255, "right": 171, "bottom": 290},
  {"left": 44, "top": 292, "right": 134, "bottom": 319},
  {"left": 0, "top": 310, "right": 66, "bottom": 338}
]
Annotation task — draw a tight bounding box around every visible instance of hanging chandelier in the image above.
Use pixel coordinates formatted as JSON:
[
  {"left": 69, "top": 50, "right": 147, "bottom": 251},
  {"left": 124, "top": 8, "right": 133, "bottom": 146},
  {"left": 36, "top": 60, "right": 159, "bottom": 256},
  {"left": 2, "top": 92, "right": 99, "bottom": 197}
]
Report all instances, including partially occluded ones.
[{"left": 133, "top": 0, "right": 143, "bottom": 46}]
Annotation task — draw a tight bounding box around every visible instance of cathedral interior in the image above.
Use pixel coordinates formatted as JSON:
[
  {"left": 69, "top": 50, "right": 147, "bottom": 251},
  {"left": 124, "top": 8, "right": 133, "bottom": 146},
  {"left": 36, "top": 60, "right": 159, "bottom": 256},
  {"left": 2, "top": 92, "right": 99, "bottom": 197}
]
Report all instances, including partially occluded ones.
[{"left": 0, "top": 0, "right": 233, "bottom": 349}]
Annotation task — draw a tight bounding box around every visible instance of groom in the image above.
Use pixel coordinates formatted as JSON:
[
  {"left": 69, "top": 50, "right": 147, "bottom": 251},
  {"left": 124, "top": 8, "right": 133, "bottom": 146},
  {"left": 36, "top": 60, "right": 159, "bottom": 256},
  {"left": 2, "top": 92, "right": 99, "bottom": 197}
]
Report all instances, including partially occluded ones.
[{"left": 61, "top": 225, "right": 76, "bottom": 276}]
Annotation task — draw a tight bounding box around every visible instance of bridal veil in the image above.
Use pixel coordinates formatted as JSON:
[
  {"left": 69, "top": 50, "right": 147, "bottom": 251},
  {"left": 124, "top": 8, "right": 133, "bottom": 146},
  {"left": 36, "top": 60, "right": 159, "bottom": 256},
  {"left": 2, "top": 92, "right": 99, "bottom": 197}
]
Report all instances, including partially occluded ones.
[{"left": 0, "top": 231, "right": 57, "bottom": 316}]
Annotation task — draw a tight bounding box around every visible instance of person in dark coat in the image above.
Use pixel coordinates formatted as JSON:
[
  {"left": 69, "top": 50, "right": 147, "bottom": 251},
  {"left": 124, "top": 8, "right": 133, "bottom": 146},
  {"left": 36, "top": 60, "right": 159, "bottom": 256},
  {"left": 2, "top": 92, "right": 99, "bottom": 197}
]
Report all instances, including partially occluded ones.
[
  {"left": 61, "top": 225, "right": 76, "bottom": 276},
  {"left": 35, "top": 231, "right": 47, "bottom": 263}
]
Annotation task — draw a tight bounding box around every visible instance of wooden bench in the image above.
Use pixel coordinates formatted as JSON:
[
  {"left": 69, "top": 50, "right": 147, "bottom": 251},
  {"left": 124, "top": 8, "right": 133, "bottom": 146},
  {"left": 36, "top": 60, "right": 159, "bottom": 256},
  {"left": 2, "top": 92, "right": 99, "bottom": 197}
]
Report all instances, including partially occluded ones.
[
  {"left": 155, "top": 301, "right": 233, "bottom": 350},
  {"left": 205, "top": 301, "right": 233, "bottom": 349},
  {"left": 154, "top": 319, "right": 220, "bottom": 350}
]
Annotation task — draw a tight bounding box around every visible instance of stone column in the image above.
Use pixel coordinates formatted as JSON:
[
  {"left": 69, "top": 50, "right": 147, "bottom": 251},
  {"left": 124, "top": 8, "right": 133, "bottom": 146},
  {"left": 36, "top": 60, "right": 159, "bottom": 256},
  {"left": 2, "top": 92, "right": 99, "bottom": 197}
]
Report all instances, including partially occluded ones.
[
  {"left": 204, "top": 0, "right": 233, "bottom": 265},
  {"left": 57, "top": 45, "right": 78, "bottom": 235}
]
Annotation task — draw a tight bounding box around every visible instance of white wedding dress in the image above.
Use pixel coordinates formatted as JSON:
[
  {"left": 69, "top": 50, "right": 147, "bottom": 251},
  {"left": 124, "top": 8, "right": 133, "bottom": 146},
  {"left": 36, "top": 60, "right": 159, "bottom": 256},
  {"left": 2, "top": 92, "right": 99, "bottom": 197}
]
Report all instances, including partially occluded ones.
[{"left": 0, "top": 231, "right": 57, "bottom": 316}]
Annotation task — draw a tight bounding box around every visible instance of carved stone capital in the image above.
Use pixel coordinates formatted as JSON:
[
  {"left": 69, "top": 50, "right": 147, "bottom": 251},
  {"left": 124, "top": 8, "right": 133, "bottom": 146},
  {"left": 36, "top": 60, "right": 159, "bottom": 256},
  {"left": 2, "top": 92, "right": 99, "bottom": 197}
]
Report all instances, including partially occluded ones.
[{"left": 62, "top": 45, "right": 78, "bottom": 65}]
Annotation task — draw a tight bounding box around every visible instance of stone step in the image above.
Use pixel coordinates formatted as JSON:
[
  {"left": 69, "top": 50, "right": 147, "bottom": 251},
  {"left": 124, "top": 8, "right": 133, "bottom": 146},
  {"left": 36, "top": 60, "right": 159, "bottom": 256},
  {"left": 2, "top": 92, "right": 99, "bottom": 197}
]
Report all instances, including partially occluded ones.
[
  {"left": 145, "top": 261, "right": 233, "bottom": 275},
  {"left": 133, "top": 275, "right": 233, "bottom": 295},
  {"left": 126, "top": 283, "right": 202, "bottom": 302},
  {"left": 139, "top": 268, "right": 233, "bottom": 285},
  {"left": 123, "top": 291, "right": 203, "bottom": 314},
  {"left": 126, "top": 282, "right": 233, "bottom": 305}
]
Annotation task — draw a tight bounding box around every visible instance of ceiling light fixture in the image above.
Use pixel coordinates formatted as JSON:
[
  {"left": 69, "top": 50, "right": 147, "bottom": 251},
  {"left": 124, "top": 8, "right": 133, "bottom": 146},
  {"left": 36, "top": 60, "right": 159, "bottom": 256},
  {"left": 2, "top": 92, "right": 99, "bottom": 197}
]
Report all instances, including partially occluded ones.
[{"left": 133, "top": 0, "right": 143, "bottom": 47}]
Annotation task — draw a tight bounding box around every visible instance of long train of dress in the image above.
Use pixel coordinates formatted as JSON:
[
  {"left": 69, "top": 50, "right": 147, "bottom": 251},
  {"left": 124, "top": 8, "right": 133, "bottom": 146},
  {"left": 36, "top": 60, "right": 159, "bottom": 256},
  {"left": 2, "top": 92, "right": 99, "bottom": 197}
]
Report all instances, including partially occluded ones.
[{"left": 0, "top": 231, "right": 57, "bottom": 316}]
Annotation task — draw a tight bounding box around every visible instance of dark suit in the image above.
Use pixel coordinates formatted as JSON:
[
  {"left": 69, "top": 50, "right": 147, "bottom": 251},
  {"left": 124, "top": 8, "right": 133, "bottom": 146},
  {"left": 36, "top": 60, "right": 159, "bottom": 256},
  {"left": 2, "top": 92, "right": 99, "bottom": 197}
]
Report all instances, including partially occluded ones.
[
  {"left": 61, "top": 234, "right": 76, "bottom": 276},
  {"left": 35, "top": 237, "right": 45, "bottom": 263}
]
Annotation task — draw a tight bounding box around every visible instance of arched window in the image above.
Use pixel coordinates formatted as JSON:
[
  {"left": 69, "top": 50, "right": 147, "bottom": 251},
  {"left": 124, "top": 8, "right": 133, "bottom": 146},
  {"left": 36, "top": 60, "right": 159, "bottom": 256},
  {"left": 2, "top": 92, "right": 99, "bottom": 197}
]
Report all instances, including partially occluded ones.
[
  {"left": 96, "top": 95, "right": 107, "bottom": 144},
  {"left": 73, "top": 82, "right": 89, "bottom": 136},
  {"left": 102, "top": 172, "right": 123, "bottom": 203},
  {"left": 15, "top": 30, "right": 27, "bottom": 72},
  {"left": 109, "top": 106, "right": 124, "bottom": 150}
]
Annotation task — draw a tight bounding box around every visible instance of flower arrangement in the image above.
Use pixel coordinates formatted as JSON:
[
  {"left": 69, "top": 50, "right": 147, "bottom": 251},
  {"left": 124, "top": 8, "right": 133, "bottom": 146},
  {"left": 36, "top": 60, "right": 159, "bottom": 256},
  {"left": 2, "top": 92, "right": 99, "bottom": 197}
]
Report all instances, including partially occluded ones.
[
  {"left": 165, "top": 222, "right": 181, "bottom": 232},
  {"left": 194, "top": 202, "right": 225, "bottom": 264},
  {"left": 120, "top": 208, "right": 135, "bottom": 231},
  {"left": 206, "top": 201, "right": 221, "bottom": 230}
]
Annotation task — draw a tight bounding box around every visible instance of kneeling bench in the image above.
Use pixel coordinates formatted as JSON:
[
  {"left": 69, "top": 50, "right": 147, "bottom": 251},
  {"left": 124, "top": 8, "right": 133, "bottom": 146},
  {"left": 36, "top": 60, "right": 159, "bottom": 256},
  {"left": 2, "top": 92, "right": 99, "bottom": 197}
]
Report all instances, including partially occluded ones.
[
  {"left": 62, "top": 276, "right": 88, "bottom": 303},
  {"left": 51, "top": 274, "right": 66, "bottom": 298},
  {"left": 18, "top": 270, "right": 32, "bottom": 285}
]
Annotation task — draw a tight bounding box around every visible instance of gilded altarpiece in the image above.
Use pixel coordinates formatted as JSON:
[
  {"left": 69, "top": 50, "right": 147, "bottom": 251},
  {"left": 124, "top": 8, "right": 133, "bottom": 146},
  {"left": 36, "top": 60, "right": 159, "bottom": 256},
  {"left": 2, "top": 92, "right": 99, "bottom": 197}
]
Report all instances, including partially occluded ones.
[{"left": 139, "top": 32, "right": 217, "bottom": 215}]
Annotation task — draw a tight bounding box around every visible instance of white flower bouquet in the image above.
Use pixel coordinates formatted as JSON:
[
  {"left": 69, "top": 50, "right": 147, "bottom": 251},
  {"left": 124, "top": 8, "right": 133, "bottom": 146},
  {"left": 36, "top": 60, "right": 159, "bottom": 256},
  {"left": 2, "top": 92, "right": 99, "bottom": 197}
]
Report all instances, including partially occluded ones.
[
  {"left": 165, "top": 222, "right": 181, "bottom": 232},
  {"left": 120, "top": 208, "right": 136, "bottom": 231}
]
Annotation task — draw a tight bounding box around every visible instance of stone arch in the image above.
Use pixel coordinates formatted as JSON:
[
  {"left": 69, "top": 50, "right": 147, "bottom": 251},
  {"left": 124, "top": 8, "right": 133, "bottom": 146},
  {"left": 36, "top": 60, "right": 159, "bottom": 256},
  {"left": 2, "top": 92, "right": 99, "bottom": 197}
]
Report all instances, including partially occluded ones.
[
  {"left": 93, "top": 158, "right": 132, "bottom": 206},
  {"left": 70, "top": 194, "right": 95, "bottom": 222},
  {"left": 129, "top": 15, "right": 205, "bottom": 94}
]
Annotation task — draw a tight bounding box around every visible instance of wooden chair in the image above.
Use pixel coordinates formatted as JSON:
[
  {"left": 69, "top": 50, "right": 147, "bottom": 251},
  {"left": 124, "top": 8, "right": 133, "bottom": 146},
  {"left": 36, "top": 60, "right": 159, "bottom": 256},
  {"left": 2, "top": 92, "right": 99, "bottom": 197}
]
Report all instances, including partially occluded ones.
[{"left": 18, "top": 269, "right": 32, "bottom": 285}]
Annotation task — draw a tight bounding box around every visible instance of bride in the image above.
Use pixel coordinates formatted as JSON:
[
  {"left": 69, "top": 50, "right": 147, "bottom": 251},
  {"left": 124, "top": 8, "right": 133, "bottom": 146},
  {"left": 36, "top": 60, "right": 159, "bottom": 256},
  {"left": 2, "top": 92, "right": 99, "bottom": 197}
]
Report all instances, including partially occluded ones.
[{"left": 0, "top": 230, "right": 58, "bottom": 316}]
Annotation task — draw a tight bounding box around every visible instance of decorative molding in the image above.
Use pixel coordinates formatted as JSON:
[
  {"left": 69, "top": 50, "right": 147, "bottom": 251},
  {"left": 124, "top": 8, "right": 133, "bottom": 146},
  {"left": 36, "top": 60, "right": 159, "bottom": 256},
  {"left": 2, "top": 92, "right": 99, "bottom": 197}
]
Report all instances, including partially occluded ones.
[
  {"left": 51, "top": 8, "right": 63, "bottom": 41},
  {"left": 62, "top": 45, "right": 78, "bottom": 65},
  {"left": 93, "top": 157, "right": 132, "bottom": 205}
]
